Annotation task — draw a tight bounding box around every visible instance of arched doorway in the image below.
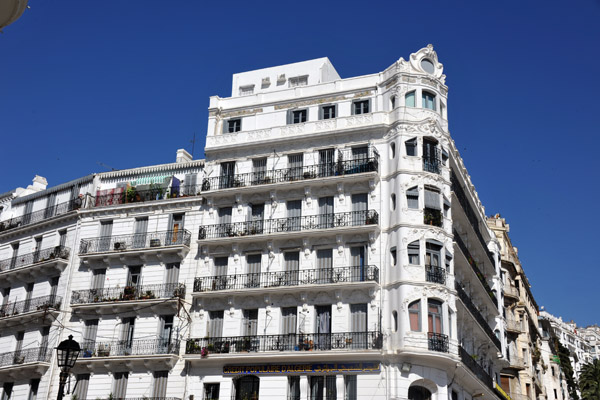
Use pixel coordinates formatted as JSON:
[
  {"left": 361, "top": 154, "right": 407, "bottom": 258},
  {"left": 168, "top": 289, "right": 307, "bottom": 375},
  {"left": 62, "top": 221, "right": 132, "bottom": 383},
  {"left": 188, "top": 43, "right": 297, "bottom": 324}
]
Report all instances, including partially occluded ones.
[
  {"left": 409, "top": 385, "right": 432, "bottom": 400},
  {"left": 234, "top": 375, "right": 259, "bottom": 400}
]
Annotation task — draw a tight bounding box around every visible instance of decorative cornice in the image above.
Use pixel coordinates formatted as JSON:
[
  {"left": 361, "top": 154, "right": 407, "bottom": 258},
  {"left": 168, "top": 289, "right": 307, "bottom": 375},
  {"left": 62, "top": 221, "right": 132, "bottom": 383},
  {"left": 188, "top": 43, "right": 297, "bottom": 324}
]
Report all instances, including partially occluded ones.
[{"left": 98, "top": 160, "right": 205, "bottom": 180}]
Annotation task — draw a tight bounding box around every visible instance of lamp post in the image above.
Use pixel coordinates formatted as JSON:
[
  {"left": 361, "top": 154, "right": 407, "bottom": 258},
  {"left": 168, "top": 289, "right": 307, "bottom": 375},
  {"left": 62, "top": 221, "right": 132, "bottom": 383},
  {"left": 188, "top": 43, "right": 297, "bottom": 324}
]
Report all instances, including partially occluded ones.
[{"left": 55, "top": 335, "right": 81, "bottom": 400}]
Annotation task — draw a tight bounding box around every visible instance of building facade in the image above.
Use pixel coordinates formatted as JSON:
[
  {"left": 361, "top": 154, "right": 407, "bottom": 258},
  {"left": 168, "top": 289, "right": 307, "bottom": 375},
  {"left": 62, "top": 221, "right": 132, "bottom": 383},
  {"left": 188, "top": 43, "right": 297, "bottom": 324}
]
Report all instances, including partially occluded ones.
[{"left": 0, "top": 46, "right": 515, "bottom": 400}]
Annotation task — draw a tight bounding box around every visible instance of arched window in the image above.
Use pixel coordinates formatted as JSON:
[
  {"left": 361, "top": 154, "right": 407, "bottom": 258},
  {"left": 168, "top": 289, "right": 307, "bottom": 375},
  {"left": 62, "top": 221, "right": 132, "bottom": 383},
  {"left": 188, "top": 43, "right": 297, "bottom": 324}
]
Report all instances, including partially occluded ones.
[
  {"left": 409, "top": 386, "right": 432, "bottom": 400},
  {"left": 409, "top": 300, "right": 421, "bottom": 331},
  {"left": 427, "top": 299, "right": 443, "bottom": 334},
  {"left": 405, "top": 91, "right": 416, "bottom": 108},
  {"left": 407, "top": 187, "right": 419, "bottom": 209},
  {"left": 392, "top": 310, "right": 398, "bottom": 332},
  {"left": 234, "top": 375, "right": 259, "bottom": 400},
  {"left": 422, "top": 91, "right": 436, "bottom": 110}
]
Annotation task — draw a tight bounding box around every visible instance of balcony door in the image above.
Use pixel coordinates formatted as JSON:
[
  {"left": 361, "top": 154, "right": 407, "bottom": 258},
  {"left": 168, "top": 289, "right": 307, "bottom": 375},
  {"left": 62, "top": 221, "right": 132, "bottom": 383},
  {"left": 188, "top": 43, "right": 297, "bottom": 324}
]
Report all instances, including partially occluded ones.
[
  {"left": 246, "top": 254, "right": 261, "bottom": 288},
  {"left": 9, "top": 243, "right": 18, "bottom": 269},
  {"left": 252, "top": 158, "right": 267, "bottom": 184},
  {"left": 14, "top": 331, "right": 24, "bottom": 360},
  {"left": 213, "top": 257, "right": 228, "bottom": 290},
  {"left": 98, "top": 221, "right": 113, "bottom": 252},
  {"left": 50, "top": 276, "right": 59, "bottom": 300},
  {"left": 242, "top": 309, "right": 258, "bottom": 339},
  {"left": 168, "top": 213, "right": 184, "bottom": 244},
  {"left": 423, "top": 139, "right": 440, "bottom": 173},
  {"left": 120, "top": 317, "right": 135, "bottom": 354},
  {"left": 33, "top": 237, "right": 42, "bottom": 263},
  {"left": 250, "top": 203, "right": 264, "bottom": 234},
  {"left": 127, "top": 266, "right": 142, "bottom": 288},
  {"left": 82, "top": 319, "right": 98, "bottom": 355},
  {"left": 159, "top": 315, "right": 174, "bottom": 353},
  {"left": 218, "top": 207, "right": 232, "bottom": 237},
  {"left": 315, "top": 305, "right": 331, "bottom": 350},
  {"left": 284, "top": 252, "right": 300, "bottom": 286},
  {"left": 281, "top": 307, "right": 297, "bottom": 350},
  {"left": 133, "top": 217, "right": 148, "bottom": 249},
  {"left": 350, "top": 303, "right": 368, "bottom": 349},
  {"left": 219, "top": 161, "right": 235, "bottom": 189},
  {"left": 23, "top": 283, "right": 33, "bottom": 311},
  {"left": 428, "top": 300, "right": 443, "bottom": 334},
  {"left": 45, "top": 193, "right": 57, "bottom": 218},
  {"left": 208, "top": 311, "right": 224, "bottom": 338},
  {"left": 351, "top": 193, "right": 368, "bottom": 226},
  {"left": 350, "top": 246, "right": 366, "bottom": 282},
  {"left": 318, "top": 148, "right": 335, "bottom": 177},
  {"left": 316, "top": 249, "right": 333, "bottom": 284},
  {"left": 287, "top": 154, "right": 303, "bottom": 181},
  {"left": 286, "top": 200, "right": 302, "bottom": 231},
  {"left": 318, "top": 197, "right": 334, "bottom": 229}
]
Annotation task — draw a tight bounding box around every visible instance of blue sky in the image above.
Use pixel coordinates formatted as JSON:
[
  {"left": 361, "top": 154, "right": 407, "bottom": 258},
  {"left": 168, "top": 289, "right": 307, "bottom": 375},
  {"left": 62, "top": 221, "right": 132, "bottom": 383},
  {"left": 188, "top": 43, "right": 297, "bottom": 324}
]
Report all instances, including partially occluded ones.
[{"left": 1, "top": 0, "right": 599, "bottom": 326}]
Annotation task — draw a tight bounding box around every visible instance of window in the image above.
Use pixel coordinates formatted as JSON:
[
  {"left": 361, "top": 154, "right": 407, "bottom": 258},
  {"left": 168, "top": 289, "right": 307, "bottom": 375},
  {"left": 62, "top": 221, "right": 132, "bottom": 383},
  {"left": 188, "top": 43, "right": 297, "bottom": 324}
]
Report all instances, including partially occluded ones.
[
  {"left": 421, "top": 59, "right": 435, "bottom": 74},
  {"left": 320, "top": 105, "right": 336, "bottom": 119},
  {"left": 425, "top": 241, "right": 442, "bottom": 268},
  {"left": 407, "top": 187, "right": 419, "bottom": 209},
  {"left": 405, "top": 138, "right": 417, "bottom": 156},
  {"left": 310, "top": 375, "right": 337, "bottom": 400},
  {"left": 409, "top": 300, "right": 421, "bottom": 331},
  {"left": 239, "top": 85, "right": 254, "bottom": 96},
  {"left": 390, "top": 142, "right": 396, "bottom": 159},
  {"left": 289, "top": 376, "right": 301, "bottom": 400},
  {"left": 392, "top": 311, "right": 398, "bottom": 332},
  {"left": 112, "top": 372, "right": 129, "bottom": 399},
  {"left": 408, "top": 241, "right": 420, "bottom": 265},
  {"left": 286, "top": 200, "right": 302, "bottom": 231},
  {"left": 59, "top": 230, "right": 67, "bottom": 247},
  {"left": 345, "top": 375, "right": 357, "bottom": 400},
  {"left": 554, "top": 389, "right": 558, "bottom": 399},
  {"left": 352, "top": 100, "right": 370, "bottom": 115},
  {"left": 427, "top": 300, "right": 443, "bottom": 334},
  {"left": 391, "top": 193, "right": 396, "bottom": 211},
  {"left": 390, "top": 95, "right": 396, "bottom": 109},
  {"left": 423, "top": 139, "right": 440, "bottom": 173},
  {"left": 152, "top": 371, "right": 168, "bottom": 398},
  {"left": 390, "top": 247, "right": 397, "bottom": 266},
  {"left": 288, "top": 153, "right": 304, "bottom": 180},
  {"left": 440, "top": 102, "right": 446, "bottom": 119},
  {"left": 242, "top": 309, "right": 258, "bottom": 336},
  {"left": 27, "top": 379, "right": 39, "bottom": 400},
  {"left": 289, "top": 75, "right": 308, "bottom": 87},
  {"left": 226, "top": 118, "right": 242, "bottom": 133},
  {"left": 208, "top": 311, "right": 224, "bottom": 338},
  {"left": 441, "top": 148, "right": 449, "bottom": 165},
  {"left": 204, "top": 383, "right": 220, "bottom": 400},
  {"left": 424, "top": 187, "right": 442, "bottom": 227},
  {"left": 422, "top": 91, "right": 436, "bottom": 110},
  {"left": 73, "top": 374, "right": 90, "bottom": 400},
  {"left": 2, "top": 383, "right": 13, "bottom": 400},
  {"left": 282, "top": 307, "right": 297, "bottom": 336},
  {"left": 219, "top": 161, "right": 236, "bottom": 189},
  {"left": 443, "top": 196, "right": 450, "bottom": 217},
  {"left": 405, "top": 91, "right": 416, "bottom": 107},
  {"left": 290, "top": 109, "right": 308, "bottom": 124},
  {"left": 234, "top": 376, "right": 259, "bottom": 400}
]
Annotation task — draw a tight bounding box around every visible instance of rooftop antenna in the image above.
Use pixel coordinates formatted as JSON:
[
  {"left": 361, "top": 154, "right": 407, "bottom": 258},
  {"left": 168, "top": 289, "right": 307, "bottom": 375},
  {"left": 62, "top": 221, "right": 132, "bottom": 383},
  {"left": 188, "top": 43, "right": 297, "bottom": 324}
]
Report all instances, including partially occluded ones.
[
  {"left": 190, "top": 132, "right": 196, "bottom": 159},
  {"left": 97, "top": 161, "right": 116, "bottom": 171}
]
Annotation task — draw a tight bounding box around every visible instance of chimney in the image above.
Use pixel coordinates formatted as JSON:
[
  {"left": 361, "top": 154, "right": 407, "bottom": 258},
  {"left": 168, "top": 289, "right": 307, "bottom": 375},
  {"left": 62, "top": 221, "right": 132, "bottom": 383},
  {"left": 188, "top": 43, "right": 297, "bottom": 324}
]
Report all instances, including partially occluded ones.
[
  {"left": 32, "top": 175, "right": 48, "bottom": 191},
  {"left": 176, "top": 149, "right": 193, "bottom": 164}
]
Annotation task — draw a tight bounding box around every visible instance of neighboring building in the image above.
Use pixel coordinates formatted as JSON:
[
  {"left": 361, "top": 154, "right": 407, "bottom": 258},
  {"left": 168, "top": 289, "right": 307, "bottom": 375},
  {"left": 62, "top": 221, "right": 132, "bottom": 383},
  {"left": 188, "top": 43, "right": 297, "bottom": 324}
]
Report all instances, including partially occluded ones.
[
  {"left": 579, "top": 325, "right": 600, "bottom": 361},
  {"left": 488, "top": 215, "right": 545, "bottom": 400},
  {"left": 0, "top": 46, "right": 514, "bottom": 399},
  {"left": 539, "top": 317, "right": 568, "bottom": 400}
]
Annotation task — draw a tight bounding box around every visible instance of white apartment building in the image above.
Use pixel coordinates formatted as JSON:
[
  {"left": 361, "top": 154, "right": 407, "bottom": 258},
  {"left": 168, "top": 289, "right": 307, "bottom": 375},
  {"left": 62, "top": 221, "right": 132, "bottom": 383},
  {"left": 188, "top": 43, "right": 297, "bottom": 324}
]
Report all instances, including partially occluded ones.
[{"left": 0, "top": 45, "right": 511, "bottom": 400}]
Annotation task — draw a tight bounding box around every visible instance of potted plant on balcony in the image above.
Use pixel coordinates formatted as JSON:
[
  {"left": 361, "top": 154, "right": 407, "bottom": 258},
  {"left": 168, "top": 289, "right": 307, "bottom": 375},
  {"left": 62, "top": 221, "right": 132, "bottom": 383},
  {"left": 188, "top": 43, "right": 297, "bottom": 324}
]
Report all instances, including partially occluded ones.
[
  {"left": 123, "top": 286, "right": 136, "bottom": 301},
  {"left": 201, "top": 346, "right": 208, "bottom": 358},
  {"left": 366, "top": 213, "right": 379, "bottom": 225},
  {"left": 97, "top": 344, "right": 110, "bottom": 357}
]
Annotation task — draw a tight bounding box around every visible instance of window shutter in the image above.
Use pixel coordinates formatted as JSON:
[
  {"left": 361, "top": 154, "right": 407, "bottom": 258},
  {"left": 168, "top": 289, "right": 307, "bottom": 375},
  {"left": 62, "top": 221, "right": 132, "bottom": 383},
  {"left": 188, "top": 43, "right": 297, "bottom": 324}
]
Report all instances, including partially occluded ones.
[
  {"left": 73, "top": 375, "right": 90, "bottom": 400},
  {"left": 152, "top": 371, "right": 168, "bottom": 398},
  {"left": 424, "top": 189, "right": 441, "bottom": 210}
]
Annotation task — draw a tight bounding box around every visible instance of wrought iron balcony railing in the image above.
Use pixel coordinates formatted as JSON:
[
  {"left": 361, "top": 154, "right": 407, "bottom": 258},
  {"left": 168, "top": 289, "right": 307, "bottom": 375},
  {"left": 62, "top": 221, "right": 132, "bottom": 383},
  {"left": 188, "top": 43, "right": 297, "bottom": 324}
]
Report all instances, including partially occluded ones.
[
  {"left": 425, "top": 265, "right": 446, "bottom": 285},
  {"left": 0, "top": 347, "right": 51, "bottom": 367},
  {"left": 0, "top": 199, "right": 83, "bottom": 233},
  {"left": 453, "top": 230, "right": 498, "bottom": 305},
  {"left": 203, "top": 158, "right": 379, "bottom": 192},
  {"left": 0, "top": 246, "right": 70, "bottom": 273},
  {"left": 451, "top": 171, "right": 495, "bottom": 267},
  {"left": 194, "top": 265, "right": 379, "bottom": 292},
  {"left": 423, "top": 155, "right": 441, "bottom": 174},
  {"left": 186, "top": 331, "right": 383, "bottom": 355},
  {"left": 94, "top": 185, "right": 202, "bottom": 207},
  {"left": 71, "top": 283, "right": 185, "bottom": 305},
  {"left": 0, "top": 295, "right": 62, "bottom": 318},
  {"left": 80, "top": 339, "right": 180, "bottom": 358},
  {"left": 199, "top": 210, "right": 378, "bottom": 240},
  {"left": 427, "top": 332, "right": 449, "bottom": 353},
  {"left": 79, "top": 230, "right": 191, "bottom": 255},
  {"left": 459, "top": 345, "right": 493, "bottom": 388},
  {"left": 455, "top": 282, "right": 501, "bottom": 351}
]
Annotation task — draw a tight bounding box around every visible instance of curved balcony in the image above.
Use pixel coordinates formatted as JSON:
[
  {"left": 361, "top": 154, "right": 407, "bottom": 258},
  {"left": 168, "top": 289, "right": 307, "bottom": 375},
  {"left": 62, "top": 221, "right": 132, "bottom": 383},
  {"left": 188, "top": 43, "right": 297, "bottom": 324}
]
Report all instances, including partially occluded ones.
[
  {"left": 202, "top": 158, "right": 378, "bottom": 196},
  {"left": 79, "top": 230, "right": 191, "bottom": 265},
  {"left": 76, "top": 339, "right": 179, "bottom": 372},
  {"left": 185, "top": 331, "right": 382, "bottom": 363},
  {"left": 0, "top": 295, "right": 61, "bottom": 327},
  {"left": 459, "top": 345, "right": 494, "bottom": 388},
  {"left": 428, "top": 332, "right": 449, "bottom": 353},
  {"left": 0, "top": 246, "right": 70, "bottom": 283},
  {"left": 506, "top": 318, "right": 522, "bottom": 334},
  {"left": 0, "top": 199, "right": 82, "bottom": 234},
  {"left": 198, "top": 210, "right": 378, "bottom": 244},
  {"left": 70, "top": 283, "right": 185, "bottom": 314},
  {"left": 193, "top": 265, "right": 378, "bottom": 296},
  {"left": 0, "top": 347, "right": 51, "bottom": 380},
  {"left": 455, "top": 282, "right": 501, "bottom": 351},
  {"left": 425, "top": 264, "right": 446, "bottom": 285},
  {"left": 504, "top": 285, "right": 519, "bottom": 301}
]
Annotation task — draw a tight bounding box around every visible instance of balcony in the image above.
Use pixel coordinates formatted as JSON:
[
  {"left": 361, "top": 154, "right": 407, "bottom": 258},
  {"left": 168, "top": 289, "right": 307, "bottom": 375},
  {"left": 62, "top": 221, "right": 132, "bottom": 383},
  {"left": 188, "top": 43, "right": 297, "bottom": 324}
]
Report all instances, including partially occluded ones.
[
  {"left": 79, "top": 230, "right": 191, "bottom": 264},
  {"left": 185, "top": 331, "right": 382, "bottom": 361},
  {"left": 451, "top": 171, "right": 495, "bottom": 268},
  {"left": 0, "top": 246, "right": 70, "bottom": 282},
  {"left": 198, "top": 210, "right": 378, "bottom": 243},
  {"left": 76, "top": 339, "right": 179, "bottom": 371},
  {"left": 506, "top": 319, "right": 522, "bottom": 334},
  {"left": 0, "top": 199, "right": 82, "bottom": 233},
  {"left": 504, "top": 285, "right": 519, "bottom": 301},
  {"left": 424, "top": 208, "right": 443, "bottom": 227},
  {"left": 0, "top": 347, "right": 51, "bottom": 380},
  {"left": 71, "top": 283, "right": 185, "bottom": 314},
  {"left": 459, "top": 345, "right": 493, "bottom": 388},
  {"left": 425, "top": 264, "right": 446, "bottom": 285},
  {"left": 454, "top": 231, "right": 497, "bottom": 305},
  {"left": 0, "top": 295, "right": 61, "bottom": 327},
  {"left": 508, "top": 355, "right": 526, "bottom": 370},
  {"left": 202, "top": 158, "right": 378, "bottom": 194},
  {"left": 455, "top": 282, "right": 501, "bottom": 351},
  {"left": 193, "top": 265, "right": 378, "bottom": 295},
  {"left": 94, "top": 184, "right": 202, "bottom": 208},
  {"left": 423, "top": 155, "right": 441, "bottom": 174},
  {"left": 428, "top": 332, "right": 449, "bottom": 353}
]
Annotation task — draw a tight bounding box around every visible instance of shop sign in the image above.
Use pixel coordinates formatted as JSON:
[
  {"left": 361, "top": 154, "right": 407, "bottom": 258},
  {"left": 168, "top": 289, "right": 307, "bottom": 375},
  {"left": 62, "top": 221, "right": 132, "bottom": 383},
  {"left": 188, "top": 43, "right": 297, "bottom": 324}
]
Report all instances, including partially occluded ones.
[{"left": 223, "top": 362, "right": 380, "bottom": 375}]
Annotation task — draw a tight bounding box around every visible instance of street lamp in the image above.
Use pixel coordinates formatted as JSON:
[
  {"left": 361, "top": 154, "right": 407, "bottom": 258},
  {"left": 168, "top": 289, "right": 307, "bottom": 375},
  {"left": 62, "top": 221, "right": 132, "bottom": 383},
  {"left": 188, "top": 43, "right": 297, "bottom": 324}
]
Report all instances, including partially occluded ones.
[{"left": 55, "top": 335, "right": 81, "bottom": 400}]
